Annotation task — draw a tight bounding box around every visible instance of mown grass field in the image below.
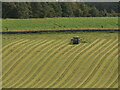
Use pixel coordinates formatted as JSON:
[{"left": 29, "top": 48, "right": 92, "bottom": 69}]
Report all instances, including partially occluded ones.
[
  {"left": 2, "top": 17, "right": 118, "bottom": 31},
  {"left": 1, "top": 32, "right": 119, "bottom": 88}
]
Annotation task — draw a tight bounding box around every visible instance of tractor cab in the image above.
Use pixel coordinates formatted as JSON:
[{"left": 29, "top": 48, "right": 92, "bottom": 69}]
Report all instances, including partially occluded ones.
[{"left": 71, "top": 36, "right": 80, "bottom": 44}]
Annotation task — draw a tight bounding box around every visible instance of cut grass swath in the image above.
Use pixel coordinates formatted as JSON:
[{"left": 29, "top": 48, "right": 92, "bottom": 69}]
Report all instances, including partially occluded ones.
[
  {"left": 32, "top": 43, "right": 86, "bottom": 88},
  {"left": 53, "top": 39, "right": 107, "bottom": 88},
  {"left": 3, "top": 39, "right": 49, "bottom": 87},
  {"left": 92, "top": 52, "right": 118, "bottom": 88},
  {"left": 2, "top": 40, "right": 42, "bottom": 81},
  {"left": 11, "top": 40, "right": 64, "bottom": 87},
  {"left": 44, "top": 39, "right": 101, "bottom": 88},
  {"left": 81, "top": 44, "right": 118, "bottom": 88},
  {"left": 69, "top": 39, "right": 117, "bottom": 88},
  {"left": 2, "top": 39, "right": 28, "bottom": 61},
  {"left": 59, "top": 39, "right": 112, "bottom": 88},
  {"left": 28, "top": 41, "right": 71, "bottom": 87},
  {"left": 75, "top": 40, "right": 118, "bottom": 88},
  {"left": 17, "top": 40, "right": 67, "bottom": 87},
  {"left": 6, "top": 40, "right": 55, "bottom": 88},
  {"left": 2, "top": 39, "right": 34, "bottom": 74}
]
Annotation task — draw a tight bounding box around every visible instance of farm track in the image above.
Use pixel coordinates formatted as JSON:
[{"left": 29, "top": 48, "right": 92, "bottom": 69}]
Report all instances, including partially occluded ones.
[
  {"left": 2, "top": 39, "right": 118, "bottom": 88},
  {"left": 1, "top": 28, "right": 120, "bottom": 34}
]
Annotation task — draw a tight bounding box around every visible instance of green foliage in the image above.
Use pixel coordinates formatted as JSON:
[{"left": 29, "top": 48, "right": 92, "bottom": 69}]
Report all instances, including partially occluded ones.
[
  {"left": 2, "top": 17, "right": 118, "bottom": 31},
  {"left": 86, "top": 2, "right": 118, "bottom": 13},
  {"left": 60, "top": 2, "right": 74, "bottom": 17},
  {"left": 2, "top": 2, "right": 119, "bottom": 18},
  {"left": 31, "top": 3, "right": 44, "bottom": 18},
  {"left": 90, "top": 7, "right": 100, "bottom": 17},
  {"left": 16, "top": 3, "right": 32, "bottom": 18}
]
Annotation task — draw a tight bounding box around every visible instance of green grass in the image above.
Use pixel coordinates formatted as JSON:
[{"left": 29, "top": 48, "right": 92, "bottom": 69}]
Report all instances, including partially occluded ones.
[
  {"left": 2, "top": 17, "right": 118, "bottom": 31},
  {"left": 2, "top": 32, "right": 119, "bottom": 88}
]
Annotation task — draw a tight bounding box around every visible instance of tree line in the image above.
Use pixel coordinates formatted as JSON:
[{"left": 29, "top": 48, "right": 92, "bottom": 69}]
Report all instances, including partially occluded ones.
[{"left": 2, "top": 2, "right": 119, "bottom": 18}]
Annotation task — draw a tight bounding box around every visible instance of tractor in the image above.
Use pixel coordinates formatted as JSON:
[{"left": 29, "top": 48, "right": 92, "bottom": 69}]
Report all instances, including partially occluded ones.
[{"left": 71, "top": 36, "right": 80, "bottom": 44}]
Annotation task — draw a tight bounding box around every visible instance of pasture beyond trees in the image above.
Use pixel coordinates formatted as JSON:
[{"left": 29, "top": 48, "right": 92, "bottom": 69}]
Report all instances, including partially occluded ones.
[
  {"left": 2, "top": 32, "right": 119, "bottom": 88},
  {"left": 2, "top": 17, "right": 118, "bottom": 32}
]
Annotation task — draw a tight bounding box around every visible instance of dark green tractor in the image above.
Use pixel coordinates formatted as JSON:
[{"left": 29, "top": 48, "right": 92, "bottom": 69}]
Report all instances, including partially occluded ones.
[{"left": 71, "top": 36, "right": 80, "bottom": 44}]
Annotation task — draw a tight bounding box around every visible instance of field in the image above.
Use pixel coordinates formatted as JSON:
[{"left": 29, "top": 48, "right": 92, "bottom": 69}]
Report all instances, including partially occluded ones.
[
  {"left": 1, "top": 32, "right": 119, "bottom": 88},
  {"left": 2, "top": 17, "right": 118, "bottom": 32}
]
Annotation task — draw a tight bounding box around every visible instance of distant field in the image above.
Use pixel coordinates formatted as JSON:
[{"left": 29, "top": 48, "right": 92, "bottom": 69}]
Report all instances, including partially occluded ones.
[
  {"left": 1, "top": 32, "right": 119, "bottom": 88},
  {"left": 2, "top": 17, "right": 118, "bottom": 32}
]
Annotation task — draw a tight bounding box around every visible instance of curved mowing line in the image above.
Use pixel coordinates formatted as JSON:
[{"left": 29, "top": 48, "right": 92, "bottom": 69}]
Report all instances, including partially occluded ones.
[
  {"left": 42, "top": 39, "right": 101, "bottom": 88},
  {"left": 92, "top": 53, "right": 118, "bottom": 88},
  {"left": 105, "top": 57, "right": 119, "bottom": 88},
  {"left": 2, "top": 39, "right": 33, "bottom": 71},
  {"left": 2, "top": 40, "right": 42, "bottom": 81},
  {"left": 103, "top": 68, "right": 118, "bottom": 88},
  {"left": 0, "top": 39, "right": 24, "bottom": 61},
  {"left": 75, "top": 41, "right": 118, "bottom": 88},
  {"left": 59, "top": 39, "right": 112, "bottom": 88},
  {"left": 2, "top": 40, "right": 31, "bottom": 65},
  {"left": 18, "top": 40, "right": 66, "bottom": 88},
  {"left": 4, "top": 40, "right": 53, "bottom": 87},
  {"left": 109, "top": 77, "right": 118, "bottom": 88},
  {"left": 54, "top": 39, "right": 107, "bottom": 88},
  {"left": 8, "top": 40, "right": 55, "bottom": 88},
  {"left": 106, "top": 70, "right": 118, "bottom": 88},
  {"left": 9, "top": 41, "right": 65, "bottom": 87},
  {"left": 2, "top": 39, "right": 28, "bottom": 61},
  {"left": 79, "top": 48, "right": 118, "bottom": 87},
  {"left": 51, "top": 40, "right": 107, "bottom": 88},
  {"left": 27, "top": 42, "right": 70, "bottom": 87},
  {"left": 3, "top": 40, "right": 49, "bottom": 87},
  {"left": 32, "top": 43, "right": 86, "bottom": 88},
  {"left": 43, "top": 39, "right": 101, "bottom": 88},
  {"left": 112, "top": 82, "right": 118, "bottom": 88},
  {"left": 81, "top": 45, "right": 118, "bottom": 88},
  {"left": 103, "top": 53, "right": 119, "bottom": 88},
  {"left": 38, "top": 43, "right": 87, "bottom": 88},
  {"left": 12, "top": 40, "right": 64, "bottom": 88},
  {"left": 28, "top": 41, "right": 72, "bottom": 88},
  {"left": 2, "top": 39, "right": 37, "bottom": 71},
  {"left": 2, "top": 40, "right": 43, "bottom": 77},
  {"left": 48, "top": 39, "right": 105, "bottom": 88},
  {"left": 88, "top": 52, "right": 118, "bottom": 88},
  {"left": 2, "top": 39, "right": 26, "bottom": 55},
  {"left": 62, "top": 39, "right": 112, "bottom": 88},
  {"left": 70, "top": 39, "right": 118, "bottom": 88},
  {"left": 2, "top": 40, "right": 29, "bottom": 64},
  {"left": 92, "top": 58, "right": 116, "bottom": 87},
  {"left": 39, "top": 42, "right": 97, "bottom": 88},
  {"left": 0, "top": 39, "right": 23, "bottom": 52}
]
